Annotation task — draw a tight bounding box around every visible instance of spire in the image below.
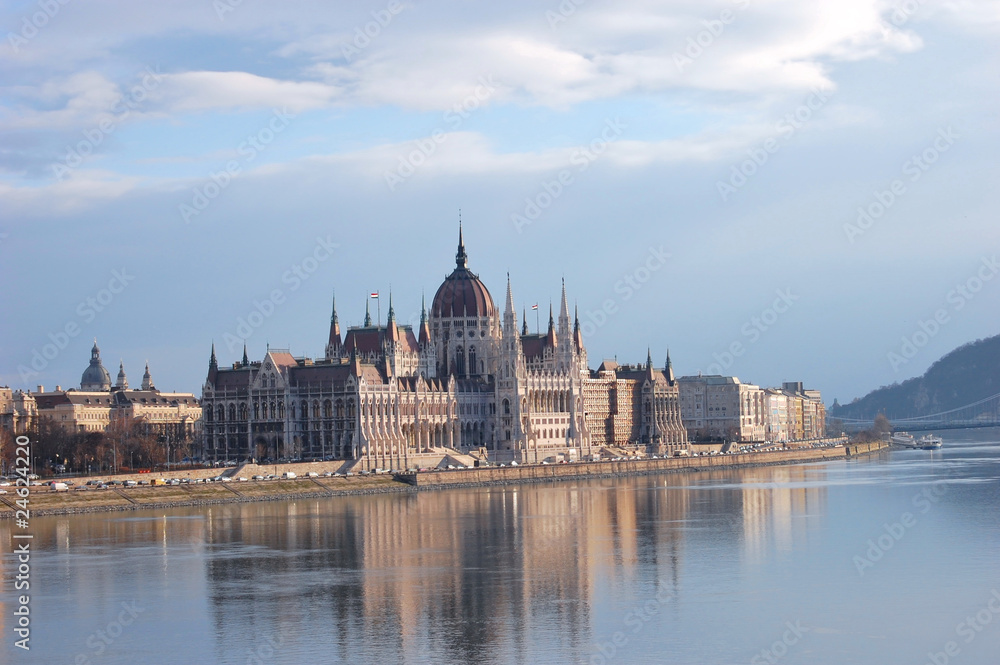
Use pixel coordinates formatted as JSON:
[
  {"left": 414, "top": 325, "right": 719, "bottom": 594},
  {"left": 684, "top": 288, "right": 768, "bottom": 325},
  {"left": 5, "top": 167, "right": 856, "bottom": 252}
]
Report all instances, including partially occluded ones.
[
  {"left": 242, "top": 343, "right": 249, "bottom": 366},
  {"left": 209, "top": 343, "right": 218, "bottom": 370},
  {"left": 573, "top": 304, "right": 583, "bottom": 350},
  {"left": 385, "top": 291, "right": 400, "bottom": 344},
  {"left": 364, "top": 297, "right": 372, "bottom": 327},
  {"left": 666, "top": 348, "right": 675, "bottom": 383},
  {"left": 455, "top": 219, "right": 468, "bottom": 269},
  {"left": 141, "top": 362, "right": 153, "bottom": 391},
  {"left": 327, "top": 290, "right": 341, "bottom": 354},
  {"left": 419, "top": 292, "right": 431, "bottom": 347},
  {"left": 545, "top": 303, "right": 557, "bottom": 347},
  {"left": 503, "top": 273, "right": 518, "bottom": 335},
  {"left": 646, "top": 348, "right": 653, "bottom": 370},
  {"left": 522, "top": 308, "right": 529, "bottom": 336},
  {"left": 558, "top": 278, "right": 571, "bottom": 336}
]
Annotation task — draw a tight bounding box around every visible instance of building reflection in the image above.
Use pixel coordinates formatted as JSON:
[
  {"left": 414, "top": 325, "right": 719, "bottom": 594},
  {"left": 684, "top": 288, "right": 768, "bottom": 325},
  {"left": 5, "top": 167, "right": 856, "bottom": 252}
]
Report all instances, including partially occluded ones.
[{"left": 0, "top": 465, "right": 828, "bottom": 664}]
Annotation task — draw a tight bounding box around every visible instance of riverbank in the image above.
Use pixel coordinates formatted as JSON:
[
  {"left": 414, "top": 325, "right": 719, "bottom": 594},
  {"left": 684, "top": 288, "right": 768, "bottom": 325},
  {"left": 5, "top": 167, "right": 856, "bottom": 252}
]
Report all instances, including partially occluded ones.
[{"left": 2, "top": 441, "right": 888, "bottom": 518}]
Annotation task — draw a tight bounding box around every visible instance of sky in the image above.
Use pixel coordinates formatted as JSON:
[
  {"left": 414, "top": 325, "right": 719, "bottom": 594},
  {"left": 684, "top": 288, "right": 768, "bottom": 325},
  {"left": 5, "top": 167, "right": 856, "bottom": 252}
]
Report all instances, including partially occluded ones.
[{"left": 1, "top": 0, "right": 998, "bottom": 405}]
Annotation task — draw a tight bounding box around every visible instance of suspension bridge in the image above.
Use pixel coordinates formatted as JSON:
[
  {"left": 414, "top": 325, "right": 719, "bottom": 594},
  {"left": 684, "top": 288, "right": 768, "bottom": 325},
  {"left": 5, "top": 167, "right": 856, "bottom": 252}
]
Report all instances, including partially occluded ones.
[{"left": 835, "top": 391, "right": 1000, "bottom": 432}]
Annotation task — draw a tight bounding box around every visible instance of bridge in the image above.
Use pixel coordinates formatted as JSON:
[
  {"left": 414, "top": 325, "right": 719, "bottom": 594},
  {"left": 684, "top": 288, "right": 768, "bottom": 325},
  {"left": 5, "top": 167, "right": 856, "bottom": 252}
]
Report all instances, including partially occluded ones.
[{"left": 835, "top": 392, "right": 1000, "bottom": 432}]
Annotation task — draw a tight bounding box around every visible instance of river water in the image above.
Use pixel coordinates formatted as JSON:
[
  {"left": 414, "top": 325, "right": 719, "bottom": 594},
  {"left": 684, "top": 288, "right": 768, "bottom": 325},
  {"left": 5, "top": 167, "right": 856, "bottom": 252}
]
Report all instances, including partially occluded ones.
[{"left": 3, "top": 428, "right": 999, "bottom": 665}]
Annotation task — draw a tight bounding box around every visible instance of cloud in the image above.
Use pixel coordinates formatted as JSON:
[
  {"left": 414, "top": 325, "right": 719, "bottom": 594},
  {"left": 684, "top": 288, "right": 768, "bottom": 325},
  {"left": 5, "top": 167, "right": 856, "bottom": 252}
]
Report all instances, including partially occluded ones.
[{"left": 148, "top": 71, "right": 341, "bottom": 114}]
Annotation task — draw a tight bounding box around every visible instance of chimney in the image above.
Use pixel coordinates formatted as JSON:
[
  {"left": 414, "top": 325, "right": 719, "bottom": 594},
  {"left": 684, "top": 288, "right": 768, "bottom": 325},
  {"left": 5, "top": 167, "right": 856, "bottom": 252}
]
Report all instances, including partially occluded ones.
[
  {"left": 55, "top": 385, "right": 62, "bottom": 392},
  {"left": 37, "top": 385, "right": 44, "bottom": 393}
]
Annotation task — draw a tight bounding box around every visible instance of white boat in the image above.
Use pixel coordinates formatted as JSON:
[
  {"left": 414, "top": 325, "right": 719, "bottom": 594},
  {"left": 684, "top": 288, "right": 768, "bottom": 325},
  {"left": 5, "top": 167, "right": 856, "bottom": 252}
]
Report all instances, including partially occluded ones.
[
  {"left": 918, "top": 434, "right": 943, "bottom": 450},
  {"left": 890, "top": 432, "right": 917, "bottom": 448}
]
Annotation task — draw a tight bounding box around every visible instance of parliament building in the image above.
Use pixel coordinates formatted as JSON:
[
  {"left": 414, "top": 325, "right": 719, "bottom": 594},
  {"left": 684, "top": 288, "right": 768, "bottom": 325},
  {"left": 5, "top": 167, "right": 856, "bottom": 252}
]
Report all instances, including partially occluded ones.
[{"left": 200, "top": 228, "right": 686, "bottom": 469}]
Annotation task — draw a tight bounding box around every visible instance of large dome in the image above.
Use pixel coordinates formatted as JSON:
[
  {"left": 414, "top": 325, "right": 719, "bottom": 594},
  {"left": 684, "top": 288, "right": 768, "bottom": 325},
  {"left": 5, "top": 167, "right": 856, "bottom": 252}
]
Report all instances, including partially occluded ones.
[
  {"left": 81, "top": 341, "right": 112, "bottom": 391},
  {"left": 431, "top": 227, "right": 495, "bottom": 319}
]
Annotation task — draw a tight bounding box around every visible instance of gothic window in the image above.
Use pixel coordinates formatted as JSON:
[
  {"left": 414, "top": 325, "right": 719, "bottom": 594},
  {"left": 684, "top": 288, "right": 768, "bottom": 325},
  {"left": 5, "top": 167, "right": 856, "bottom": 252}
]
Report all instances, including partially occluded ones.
[
  {"left": 323, "top": 400, "right": 332, "bottom": 418},
  {"left": 253, "top": 402, "right": 260, "bottom": 419},
  {"left": 289, "top": 403, "right": 296, "bottom": 419},
  {"left": 455, "top": 346, "right": 465, "bottom": 376},
  {"left": 239, "top": 403, "right": 248, "bottom": 420},
  {"left": 269, "top": 401, "right": 276, "bottom": 419},
  {"left": 301, "top": 401, "right": 308, "bottom": 419},
  {"left": 278, "top": 401, "right": 284, "bottom": 418},
  {"left": 503, "top": 399, "right": 510, "bottom": 415},
  {"left": 468, "top": 347, "right": 477, "bottom": 376},
  {"left": 313, "top": 401, "right": 321, "bottom": 418},
  {"left": 228, "top": 404, "right": 236, "bottom": 421},
  {"left": 217, "top": 405, "right": 225, "bottom": 422},
  {"left": 206, "top": 408, "right": 213, "bottom": 423}
]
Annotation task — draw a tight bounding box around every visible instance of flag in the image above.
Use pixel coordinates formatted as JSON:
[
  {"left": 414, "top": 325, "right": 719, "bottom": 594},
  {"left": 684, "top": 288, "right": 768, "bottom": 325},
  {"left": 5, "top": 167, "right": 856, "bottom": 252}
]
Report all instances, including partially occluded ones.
[
  {"left": 370, "top": 292, "right": 379, "bottom": 298},
  {"left": 531, "top": 304, "right": 538, "bottom": 310}
]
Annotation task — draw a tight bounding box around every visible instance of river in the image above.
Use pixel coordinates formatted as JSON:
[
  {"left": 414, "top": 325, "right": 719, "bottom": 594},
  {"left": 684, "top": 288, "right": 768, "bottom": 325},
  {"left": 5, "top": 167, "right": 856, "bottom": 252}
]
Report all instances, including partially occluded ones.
[{"left": 3, "top": 428, "right": 999, "bottom": 664}]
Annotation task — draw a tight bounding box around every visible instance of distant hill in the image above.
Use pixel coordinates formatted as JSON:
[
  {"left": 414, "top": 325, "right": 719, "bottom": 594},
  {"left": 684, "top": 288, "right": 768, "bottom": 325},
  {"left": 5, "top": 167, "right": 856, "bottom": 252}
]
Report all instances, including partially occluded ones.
[{"left": 830, "top": 334, "right": 1000, "bottom": 420}]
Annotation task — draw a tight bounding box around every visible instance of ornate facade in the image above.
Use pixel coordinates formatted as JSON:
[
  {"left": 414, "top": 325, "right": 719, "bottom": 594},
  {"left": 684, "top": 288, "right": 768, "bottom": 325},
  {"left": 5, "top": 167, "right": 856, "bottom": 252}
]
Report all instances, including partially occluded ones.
[{"left": 200, "top": 229, "right": 687, "bottom": 468}]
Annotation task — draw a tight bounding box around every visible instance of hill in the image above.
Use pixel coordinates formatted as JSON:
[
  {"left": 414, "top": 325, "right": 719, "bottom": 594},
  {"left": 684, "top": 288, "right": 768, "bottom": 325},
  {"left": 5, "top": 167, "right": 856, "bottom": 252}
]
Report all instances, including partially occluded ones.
[{"left": 829, "top": 334, "right": 1000, "bottom": 420}]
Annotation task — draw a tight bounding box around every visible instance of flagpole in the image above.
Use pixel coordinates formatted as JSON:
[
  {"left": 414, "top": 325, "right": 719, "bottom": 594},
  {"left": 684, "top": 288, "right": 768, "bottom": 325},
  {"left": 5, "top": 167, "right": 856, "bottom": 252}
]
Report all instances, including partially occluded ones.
[
  {"left": 377, "top": 293, "right": 381, "bottom": 328},
  {"left": 535, "top": 307, "right": 539, "bottom": 334}
]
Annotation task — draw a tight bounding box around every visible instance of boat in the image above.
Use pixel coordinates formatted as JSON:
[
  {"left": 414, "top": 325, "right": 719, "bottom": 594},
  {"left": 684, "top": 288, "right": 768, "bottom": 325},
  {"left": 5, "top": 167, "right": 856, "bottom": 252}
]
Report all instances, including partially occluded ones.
[
  {"left": 918, "top": 434, "right": 943, "bottom": 450},
  {"left": 890, "top": 432, "right": 917, "bottom": 448}
]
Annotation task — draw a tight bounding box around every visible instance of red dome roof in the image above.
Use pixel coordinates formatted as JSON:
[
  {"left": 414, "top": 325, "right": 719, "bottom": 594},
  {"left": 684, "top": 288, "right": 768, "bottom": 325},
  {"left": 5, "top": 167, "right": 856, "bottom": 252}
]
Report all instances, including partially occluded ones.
[{"left": 430, "top": 226, "right": 496, "bottom": 319}]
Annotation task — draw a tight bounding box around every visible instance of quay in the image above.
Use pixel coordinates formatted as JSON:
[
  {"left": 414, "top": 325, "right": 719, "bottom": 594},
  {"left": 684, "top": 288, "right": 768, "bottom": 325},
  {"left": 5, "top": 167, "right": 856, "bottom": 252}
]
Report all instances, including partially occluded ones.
[{"left": 0, "top": 440, "right": 888, "bottom": 518}]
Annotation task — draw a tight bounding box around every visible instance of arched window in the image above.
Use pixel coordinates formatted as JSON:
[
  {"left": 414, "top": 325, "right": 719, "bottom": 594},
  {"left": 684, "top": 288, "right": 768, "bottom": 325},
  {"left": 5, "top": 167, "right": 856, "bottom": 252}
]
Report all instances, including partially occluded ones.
[
  {"left": 455, "top": 345, "right": 465, "bottom": 377},
  {"left": 323, "top": 400, "right": 332, "bottom": 418},
  {"left": 313, "top": 401, "right": 321, "bottom": 418},
  {"left": 217, "top": 405, "right": 225, "bottom": 422},
  {"left": 468, "top": 347, "right": 477, "bottom": 377},
  {"left": 503, "top": 398, "right": 510, "bottom": 415},
  {"left": 300, "top": 401, "right": 308, "bottom": 419},
  {"left": 228, "top": 404, "right": 236, "bottom": 421},
  {"left": 206, "top": 408, "right": 213, "bottom": 423},
  {"left": 239, "top": 403, "right": 248, "bottom": 420},
  {"left": 277, "top": 401, "right": 284, "bottom": 418},
  {"left": 253, "top": 402, "right": 260, "bottom": 419}
]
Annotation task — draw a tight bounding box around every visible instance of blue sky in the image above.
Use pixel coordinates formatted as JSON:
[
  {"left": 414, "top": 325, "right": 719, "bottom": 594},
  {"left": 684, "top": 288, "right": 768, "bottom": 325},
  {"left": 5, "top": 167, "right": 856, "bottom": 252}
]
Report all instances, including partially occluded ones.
[{"left": 1, "top": 0, "right": 998, "bottom": 404}]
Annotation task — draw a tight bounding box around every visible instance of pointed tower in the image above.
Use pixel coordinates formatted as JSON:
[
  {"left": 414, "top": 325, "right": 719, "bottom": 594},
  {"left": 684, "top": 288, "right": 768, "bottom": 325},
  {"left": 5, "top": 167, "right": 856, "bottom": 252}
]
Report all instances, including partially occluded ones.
[
  {"left": 141, "top": 362, "right": 153, "bottom": 390},
  {"left": 665, "top": 348, "right": 675, "bottom": 385},
  {"left": 573, "top": 304, "right": 584, "bottom": 351},
  {"left": 522, "top": 308, "right": 529, "bottom": 336},
  {"left": 206, "top": 343, "right": 219, "bottom": 387},
  {"left": 242, "top": 343, "right": 249, "bottom": 367},
  {"left": 116, "top": 361, "right": 128, "bottom": 390},
  {"left": 545, "top": 303, "right": 557, "bottom": 349},
  {"left": 364, "top": 297, "right": 373, "bottom": 327},
  {"left": 326, "top": 291, "right": 342, "bottom": 359},
  {"left": 558, "top": 279, "right": 571, "bottom": 337},
  {"left": 418, "top": 293, "right": 431, "bottom": 347}
]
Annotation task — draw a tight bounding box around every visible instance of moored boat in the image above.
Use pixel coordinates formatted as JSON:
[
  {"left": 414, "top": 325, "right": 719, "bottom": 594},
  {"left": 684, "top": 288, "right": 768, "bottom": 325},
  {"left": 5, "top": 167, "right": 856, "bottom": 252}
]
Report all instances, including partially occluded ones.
[
  {"left": 918, "top": 434, "right": 943, "bottom": 450},
  {"left": 890, "top": 432, "right": 917, "bottom": 448}
]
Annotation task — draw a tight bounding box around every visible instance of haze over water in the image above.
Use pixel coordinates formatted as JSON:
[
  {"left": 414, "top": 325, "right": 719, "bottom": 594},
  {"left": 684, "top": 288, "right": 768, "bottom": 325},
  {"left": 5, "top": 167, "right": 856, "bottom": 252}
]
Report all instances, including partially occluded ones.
[{"left": 3, "top": 429, "right": 999, "bottom": 664}]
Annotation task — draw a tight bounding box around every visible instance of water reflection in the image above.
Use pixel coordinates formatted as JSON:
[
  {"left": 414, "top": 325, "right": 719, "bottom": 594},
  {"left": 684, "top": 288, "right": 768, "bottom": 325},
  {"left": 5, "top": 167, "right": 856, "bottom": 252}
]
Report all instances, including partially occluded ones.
[{"left": 1, "top": 459, "right": 871, "bottom": 665}]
